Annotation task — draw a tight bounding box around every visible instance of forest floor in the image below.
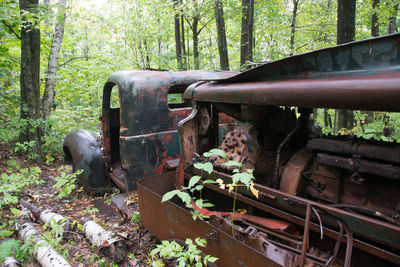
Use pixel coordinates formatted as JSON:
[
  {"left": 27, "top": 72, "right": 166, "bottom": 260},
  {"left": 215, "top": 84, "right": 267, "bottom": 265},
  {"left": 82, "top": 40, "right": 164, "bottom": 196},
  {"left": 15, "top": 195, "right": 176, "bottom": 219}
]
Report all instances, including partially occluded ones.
[{"left": 0, "top": 144, "right": 159, "bottom": 266}]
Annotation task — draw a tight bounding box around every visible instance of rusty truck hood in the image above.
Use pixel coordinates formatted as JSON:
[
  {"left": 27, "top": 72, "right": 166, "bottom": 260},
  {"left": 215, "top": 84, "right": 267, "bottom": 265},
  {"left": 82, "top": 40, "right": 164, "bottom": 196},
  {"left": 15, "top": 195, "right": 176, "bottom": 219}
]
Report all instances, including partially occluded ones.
[{"left": 184, "top": 34, "right": 400, "bottom": 112}]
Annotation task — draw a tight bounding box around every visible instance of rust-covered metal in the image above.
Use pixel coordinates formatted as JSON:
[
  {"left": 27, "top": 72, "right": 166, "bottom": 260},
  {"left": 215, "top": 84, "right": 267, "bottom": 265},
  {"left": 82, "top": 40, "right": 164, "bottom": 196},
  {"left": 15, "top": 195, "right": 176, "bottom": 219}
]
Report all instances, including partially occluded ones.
[
  {"left": 137, "top": 34, "right": 400, "bottom": 266},
  {"left": 64, "top": 70, "right": 235, "bottom": 192},
  {"left": 184, "top": 34, "right": 400, "bottom": 112}
]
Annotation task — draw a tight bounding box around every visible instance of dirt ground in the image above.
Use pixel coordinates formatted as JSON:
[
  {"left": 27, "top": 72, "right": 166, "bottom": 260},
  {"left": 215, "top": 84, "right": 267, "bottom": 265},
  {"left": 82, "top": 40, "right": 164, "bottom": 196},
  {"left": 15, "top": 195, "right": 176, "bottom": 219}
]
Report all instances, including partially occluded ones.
[{"left": 0, "top": 144, "right": 159, "bottom": 266}]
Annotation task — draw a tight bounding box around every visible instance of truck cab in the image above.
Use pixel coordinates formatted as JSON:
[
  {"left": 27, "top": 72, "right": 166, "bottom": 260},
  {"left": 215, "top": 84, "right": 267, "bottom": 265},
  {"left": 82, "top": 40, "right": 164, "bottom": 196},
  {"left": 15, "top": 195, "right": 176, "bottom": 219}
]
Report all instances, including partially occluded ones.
[{"left": 64, "top": 70, "right": 235, "bottom": 192}]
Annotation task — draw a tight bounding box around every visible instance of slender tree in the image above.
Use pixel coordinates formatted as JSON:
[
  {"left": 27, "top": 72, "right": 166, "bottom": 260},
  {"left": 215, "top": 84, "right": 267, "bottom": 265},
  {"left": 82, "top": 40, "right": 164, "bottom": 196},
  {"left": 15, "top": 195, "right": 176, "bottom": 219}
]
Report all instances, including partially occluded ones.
[
  {"left": 42, "top": 0, "right": 67, "bottom": 121},
  {"left": 192, "top": 10, "right": 200, "bottom": 69},
  {"left": 289, "top": 0, "right": 300, "bottom": 56},
  {"left": 366, "top": 0, "right": 380, "bottom": 124},
  {"left": 181, "top": 15, "right": 188, "bottom": 69},
  {"left": 173, "top": 0, "right": 183, "bottom": 70},
  {"left": 335, "top": 0, "right": 356, "bottom": 133},
  {"left": 371, "top": 0, "right": 380, "bottom": 37},
  {"left": 388, "top": 4, "right": 399, "bottom": 34},
  {"left": 19, "top": 0, "right": 42, "bottom": 159},
  {"left": 240, "top": 0, "right": 254, "bottom": 70},
  {"left": 214, "top": 0, "right": 229, "bottom": 70}
]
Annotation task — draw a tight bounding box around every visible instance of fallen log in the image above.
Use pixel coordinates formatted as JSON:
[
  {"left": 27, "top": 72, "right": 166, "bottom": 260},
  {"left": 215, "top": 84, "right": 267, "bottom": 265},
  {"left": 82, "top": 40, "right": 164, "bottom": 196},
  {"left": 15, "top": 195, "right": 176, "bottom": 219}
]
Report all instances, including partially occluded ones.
[
  {"left": 15, "top": 209, "right": 71, "bottom": 267},
  {"left": 82, "top": 217, "right": 127, "bottom": 263},
  {"left": 19, "top": 200, "right": 75, "bottom": 239},
  {"left": 20, "top": 200, "right": 127, "bottom": 263},
  {"left": 1, "top": 257, "right": 20, "bottom": 267}
]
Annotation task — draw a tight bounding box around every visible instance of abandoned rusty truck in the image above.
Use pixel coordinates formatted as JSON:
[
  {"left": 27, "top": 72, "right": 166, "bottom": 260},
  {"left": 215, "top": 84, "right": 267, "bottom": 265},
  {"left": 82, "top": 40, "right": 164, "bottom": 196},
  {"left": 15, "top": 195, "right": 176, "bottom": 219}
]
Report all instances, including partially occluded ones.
[{"left": 64, "top": 34, "right": 400, "bottom": 266}]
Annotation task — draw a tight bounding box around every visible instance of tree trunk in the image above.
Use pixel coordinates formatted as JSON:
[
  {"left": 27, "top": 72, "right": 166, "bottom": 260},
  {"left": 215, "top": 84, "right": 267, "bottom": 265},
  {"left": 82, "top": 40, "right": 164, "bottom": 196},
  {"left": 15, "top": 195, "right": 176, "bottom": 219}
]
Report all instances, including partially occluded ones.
[
  {"left": 371, "top": 0, "right": 379, "bottom": 37},
  {"left": 367, "top": 0, "right": 380, "bottom": 124},
  {"left": 181, "top": 15, "right": 187, "bottom": 70},
  {"left": 173, "top": 0, "right": 183, "bottom": 70},
  {"left": 289, "top": 0, "right": 299, "bottom": 56},
  {"left": 192, "top": 14, "right": 199, "bottom": 70},
  {"left": 335, "top": 0, "right": 356, "bottom": 132},
  {"left": 42, "top": 0, "right": 66, "bottom": 121},
  {"left": 214, "top": 0, "right": 229, "bottom": 70},
  {"left": 388, "top": 4, "right": 399, "bottom": 34},
  {"left": 240, "top": 0, "right": 254, "bottom": 70},
  {"left": 19, "top": 0, "right": 42, "bottom": 160}
]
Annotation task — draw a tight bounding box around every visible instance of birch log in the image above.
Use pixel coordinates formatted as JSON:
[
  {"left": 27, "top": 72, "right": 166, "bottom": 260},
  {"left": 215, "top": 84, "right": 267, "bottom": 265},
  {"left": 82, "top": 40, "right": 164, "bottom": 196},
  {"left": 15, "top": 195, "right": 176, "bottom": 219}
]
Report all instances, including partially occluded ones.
[
  {"left": 82, "top": 218, "right": 127, "bottom": 262},
  {"left": 1, "top": 257, "right": 20, "bottom": 267},
  {"left": 15, "top": 210, "right": 71, "bottom": 267}
]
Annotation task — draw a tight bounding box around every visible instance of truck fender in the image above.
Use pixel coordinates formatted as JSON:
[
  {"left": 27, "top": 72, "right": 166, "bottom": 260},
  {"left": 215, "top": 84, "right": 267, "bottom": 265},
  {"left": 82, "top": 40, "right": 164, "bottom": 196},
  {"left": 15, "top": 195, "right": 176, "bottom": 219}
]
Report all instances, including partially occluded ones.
[{"left": 63, "top": 130, "right": 111, "bottom": 193}]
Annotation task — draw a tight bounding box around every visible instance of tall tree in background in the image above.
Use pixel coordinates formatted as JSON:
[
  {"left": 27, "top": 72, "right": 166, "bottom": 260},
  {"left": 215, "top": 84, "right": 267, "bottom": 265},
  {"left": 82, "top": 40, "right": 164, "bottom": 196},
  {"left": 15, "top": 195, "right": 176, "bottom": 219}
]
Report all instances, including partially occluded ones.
[
  {"left": 371, "top": 0, "right": 380, "bottom": 37},
  {"left": 366, "top": 0, "right": 380, "bottom": 124},
  {"left": 42, "top": 0, "right": 67, "bottom": 121},
  {"left": 388, "top": 4, "right": 399, "bottom": 34},
  {"left": 214, "top": 0, "right": 229, "bottom": 70},
  {"left": 173, "top": 0, "right": 183, "bottom": 70},
  {"left": 240, "top": 0, "right": 254, "bottom": 70},
  {"left": 334, "top": 0, "right": 356, "bottom": 133},
  {"left": 19, "top": 0, "right": 42, "bottom": 159},
  {"left": 289, "top": 0, "right": 300, "bottom": 56}
]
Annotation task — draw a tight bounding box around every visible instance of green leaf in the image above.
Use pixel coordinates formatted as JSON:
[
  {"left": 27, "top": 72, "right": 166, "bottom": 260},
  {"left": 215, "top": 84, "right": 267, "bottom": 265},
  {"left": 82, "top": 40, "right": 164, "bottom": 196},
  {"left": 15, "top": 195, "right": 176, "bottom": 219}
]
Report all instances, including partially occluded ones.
[
  {"left": 195, "top": 185, "right": 203, "bottom": 191},
  {"left": 207, "top": 256, "right": 219, "bottom": 262},
  {"left": 10, "top": 207, "right": 21, "bottom": 216},
  {"left": 0, "top": 239, "right": 20, "bottom": 260},
  {"left": 202, "top": 202, "right": 214, "bottom": 208},
  {"left": 203, "top": 179, "right": 216, "bottom": 184},
  {"left": 203, "top": 148, "right": 227, "bottom": 159},
  {"left": 194, "top": 162, "right": 214, "bottom": 174},
  {"left": 195, "top": 199, "right": 203, "bottom": 209},
  {"left": 203, "top": 162, "right": 213, "bottom": 174},
  {"left": 176, "top": 191, "right": 192, "bottom": 205},
  {"left": 232, "top": 172, "right": 253, "bottom": 187},
  {"left": 188, "top": 175, "right": 201, "bottom": 188},
  {"left": 161, "top": 190, "right": 179, "bottom": 203},
  {"left": 223, "top": 160, "right": 242, "bottom": 168},
  {"left": 0, "top": 230, "right": 13, "bottom": 238}
]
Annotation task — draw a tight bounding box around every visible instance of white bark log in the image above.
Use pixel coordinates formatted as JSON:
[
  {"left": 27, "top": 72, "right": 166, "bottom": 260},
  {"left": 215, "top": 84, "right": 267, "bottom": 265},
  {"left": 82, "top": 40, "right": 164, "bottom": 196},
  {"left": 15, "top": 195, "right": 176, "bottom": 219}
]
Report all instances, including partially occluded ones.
[
  {"left": 82, "top": 220, "right": 119, "bottom": 247},
  {"left": 1, "top": 257, "right": 20, "bottom": 267},
  {"left": 16, "top": 210, "right": 71, "bottom": 267},
  {"left": 39, "top": 210, "right": 66, "bottom": 225}
]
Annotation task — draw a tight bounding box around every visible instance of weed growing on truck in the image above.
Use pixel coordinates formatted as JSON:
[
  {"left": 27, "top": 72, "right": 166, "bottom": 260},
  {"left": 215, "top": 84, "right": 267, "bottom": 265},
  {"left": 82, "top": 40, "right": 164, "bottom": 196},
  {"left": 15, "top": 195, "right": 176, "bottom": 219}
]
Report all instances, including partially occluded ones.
[{"left": 154, "top": 149, "right": 260, "bottom": 264}]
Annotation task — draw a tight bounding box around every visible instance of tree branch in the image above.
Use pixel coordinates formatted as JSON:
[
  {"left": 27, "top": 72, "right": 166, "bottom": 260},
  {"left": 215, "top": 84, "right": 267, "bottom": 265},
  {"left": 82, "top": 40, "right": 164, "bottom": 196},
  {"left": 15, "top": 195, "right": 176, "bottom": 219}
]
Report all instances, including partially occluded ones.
[
  {"left": 197, "top": 18, "right": 213, "bottom": 35},
  {"left": 184, "top": 16, "right": 193, "bottom": 31},
  {"left": 1, "top": 20, "right": 21, "bottom": 40},
  {"left": 58, "top": 56, "right": 93, "bottom": 67}
]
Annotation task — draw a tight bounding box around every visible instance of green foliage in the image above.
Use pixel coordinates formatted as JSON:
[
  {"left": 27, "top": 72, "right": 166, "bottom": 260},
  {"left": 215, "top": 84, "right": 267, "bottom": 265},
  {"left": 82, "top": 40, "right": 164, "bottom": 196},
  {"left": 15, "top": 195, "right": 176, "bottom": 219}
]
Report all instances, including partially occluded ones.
[
  {"left": 52, "top": 166, "right": 83, "bottom": 199},
  {"left": 162, "top": 149, "right": 228, "bottom": 221},
  {"left": 130, "top": 212, "right": 141, "bottom": 224},
  {"left": 0, "top": 238, "right": 21, "bottom": 261},
  {"left": 148, "top": 238, "right": 218, "bottom": 267},
  {"left": 0, "top": 164, "right": 42, "bottom": 208}
]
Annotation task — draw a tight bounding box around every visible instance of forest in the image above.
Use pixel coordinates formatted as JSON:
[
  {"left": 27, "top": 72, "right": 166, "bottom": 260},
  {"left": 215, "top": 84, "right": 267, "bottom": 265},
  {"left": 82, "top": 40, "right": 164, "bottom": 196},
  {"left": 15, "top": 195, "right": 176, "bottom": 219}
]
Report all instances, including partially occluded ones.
[{"left": 0, "top": 0, "right": 399, "bottom": 266}]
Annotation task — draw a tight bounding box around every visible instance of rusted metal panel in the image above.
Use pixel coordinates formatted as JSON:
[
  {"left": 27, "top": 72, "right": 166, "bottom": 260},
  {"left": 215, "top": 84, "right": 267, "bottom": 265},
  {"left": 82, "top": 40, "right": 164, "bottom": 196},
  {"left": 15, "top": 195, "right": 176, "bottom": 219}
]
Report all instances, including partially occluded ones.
[
  {"left": 100, "top": 71, "right": 236, "bottom": 191},
  {"left": 138, "top": 172, "right": 284, "bottom": 267},
  {"left": 184, "top": 34, "right": 400, "bottom": 111},
  {"left": 308, "top": 138, "right": 400, "bottom": 164},
  {"left": 63, "top": 130, "right": 111, "bottom": 193}
]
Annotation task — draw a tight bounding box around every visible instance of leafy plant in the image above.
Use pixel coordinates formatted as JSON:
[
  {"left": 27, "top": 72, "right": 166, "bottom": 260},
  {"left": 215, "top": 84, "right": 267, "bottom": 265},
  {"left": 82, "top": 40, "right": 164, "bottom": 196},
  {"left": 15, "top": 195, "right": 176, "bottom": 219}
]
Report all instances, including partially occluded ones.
[
  {"left": 52, "top": 167, "right": 83, "bottom": 199},
  {"left": 148, "top": 238, "right": 218, "bottom": 267},
  {"left": 0, "top": 166, "right": 42, "bottom": 208},
  {"left": 161, "top": 149, "right": 225, "bottom": 220},
  {"left": 130, "top": 212, "right": 141, "bottom": 224},
  {"left": 0, "top": 238, "right": 21, "bottom": 261},
  {"left": 216, "top": 160, "right": 258, "bottom": 237}
]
